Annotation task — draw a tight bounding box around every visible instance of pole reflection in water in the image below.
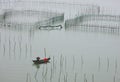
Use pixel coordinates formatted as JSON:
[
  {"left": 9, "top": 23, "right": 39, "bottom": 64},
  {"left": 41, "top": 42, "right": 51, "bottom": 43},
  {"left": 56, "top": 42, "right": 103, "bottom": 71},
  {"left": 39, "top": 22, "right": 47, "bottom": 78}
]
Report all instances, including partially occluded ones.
[
  {"left": 33, "top": 61, "right": 50, "bottom": 82},
  {"left": 26, "top": 73, "right": 31, "bottom": 82},
  {"left": 33, "top": 64, "right": 40, "bottom": 82}
]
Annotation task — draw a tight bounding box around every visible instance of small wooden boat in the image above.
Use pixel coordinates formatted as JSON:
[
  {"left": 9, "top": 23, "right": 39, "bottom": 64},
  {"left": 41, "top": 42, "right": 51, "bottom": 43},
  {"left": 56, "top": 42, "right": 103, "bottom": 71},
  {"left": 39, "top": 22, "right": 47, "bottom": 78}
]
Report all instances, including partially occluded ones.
[
  {"left": 33, "top": 57, "right": 50, "bottom": 64},
  {"left": 39, "top": 25, "right": 62, "bottom": 30}
]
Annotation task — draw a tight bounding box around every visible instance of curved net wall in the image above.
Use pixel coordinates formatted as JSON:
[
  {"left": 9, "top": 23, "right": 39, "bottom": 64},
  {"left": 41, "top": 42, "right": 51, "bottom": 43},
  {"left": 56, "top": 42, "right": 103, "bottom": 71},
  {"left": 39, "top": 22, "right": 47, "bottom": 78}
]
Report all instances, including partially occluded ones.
[{"left": 0, "top": 0, "right": 120, "bottom": 34}]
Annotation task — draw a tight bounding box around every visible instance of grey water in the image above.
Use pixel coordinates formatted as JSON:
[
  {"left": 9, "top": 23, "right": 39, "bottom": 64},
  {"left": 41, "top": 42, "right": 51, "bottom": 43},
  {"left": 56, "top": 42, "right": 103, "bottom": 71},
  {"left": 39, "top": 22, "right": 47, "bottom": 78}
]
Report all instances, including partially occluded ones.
[{"left": 0, "top": 26, "right": 120, "bottom": 82}]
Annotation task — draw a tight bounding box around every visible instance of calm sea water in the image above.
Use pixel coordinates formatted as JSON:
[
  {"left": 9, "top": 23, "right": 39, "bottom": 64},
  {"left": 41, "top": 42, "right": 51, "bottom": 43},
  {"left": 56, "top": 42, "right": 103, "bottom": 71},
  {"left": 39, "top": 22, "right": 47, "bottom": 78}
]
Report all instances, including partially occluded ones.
[{"left": 0, "top": 27, "right": 120, "bottom": 82}]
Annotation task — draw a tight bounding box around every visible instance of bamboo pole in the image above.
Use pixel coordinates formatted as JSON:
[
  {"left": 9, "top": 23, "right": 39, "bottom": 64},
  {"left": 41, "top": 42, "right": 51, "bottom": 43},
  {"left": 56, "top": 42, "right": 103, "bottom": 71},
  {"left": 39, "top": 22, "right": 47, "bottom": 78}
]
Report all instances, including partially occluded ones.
[
  {"left": 44, "top": 48, "right": 46, "bottom": 57},
  {"left": 98, "top": 56, "right": 101, "bottom": 72},
  {"left": 107, "top": 56, "right": 109, "bottom": 72}
]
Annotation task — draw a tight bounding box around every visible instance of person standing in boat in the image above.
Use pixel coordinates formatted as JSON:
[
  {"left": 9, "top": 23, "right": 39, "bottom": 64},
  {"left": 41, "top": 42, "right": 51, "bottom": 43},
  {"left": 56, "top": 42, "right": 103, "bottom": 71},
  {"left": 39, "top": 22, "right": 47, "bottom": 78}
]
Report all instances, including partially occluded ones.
[{"left": 36, "top": 57, "right": 40, "bottom": 61}]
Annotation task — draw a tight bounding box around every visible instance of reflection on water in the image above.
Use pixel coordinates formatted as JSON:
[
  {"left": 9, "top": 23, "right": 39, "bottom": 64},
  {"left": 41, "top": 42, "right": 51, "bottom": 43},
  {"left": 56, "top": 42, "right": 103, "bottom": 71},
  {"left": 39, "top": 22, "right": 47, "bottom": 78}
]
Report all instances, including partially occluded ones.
[
  {"left": 26, "top": 73, "right": 31, "bottom": 82},
  {"left": 33, "top": 64, "right": 40, "bottom": 82},
  {"left": 0, "top": 26, "right": 120, "bottom": 82}
]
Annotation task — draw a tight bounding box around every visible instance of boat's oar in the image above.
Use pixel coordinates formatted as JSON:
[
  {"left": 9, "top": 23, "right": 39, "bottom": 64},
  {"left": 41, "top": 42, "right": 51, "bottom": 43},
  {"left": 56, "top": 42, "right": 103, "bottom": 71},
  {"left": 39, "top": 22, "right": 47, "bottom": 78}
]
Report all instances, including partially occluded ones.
[{"left": 44, "top": 48, "right": 46, "bottom": 57}]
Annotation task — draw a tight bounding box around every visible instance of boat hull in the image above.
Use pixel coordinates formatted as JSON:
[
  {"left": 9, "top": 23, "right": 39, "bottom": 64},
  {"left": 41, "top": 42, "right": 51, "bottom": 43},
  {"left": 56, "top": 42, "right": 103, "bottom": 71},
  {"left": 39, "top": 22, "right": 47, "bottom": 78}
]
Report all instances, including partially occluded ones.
[{"left": 33, "top": 58, "right": 50, "bottom": 64}]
